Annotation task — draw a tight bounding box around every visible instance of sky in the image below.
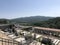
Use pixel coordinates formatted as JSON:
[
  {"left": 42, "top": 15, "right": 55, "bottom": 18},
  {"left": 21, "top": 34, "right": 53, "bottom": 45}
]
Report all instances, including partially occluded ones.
[{"left": 0, "top": 0, "right": 60, "bottom": 19}]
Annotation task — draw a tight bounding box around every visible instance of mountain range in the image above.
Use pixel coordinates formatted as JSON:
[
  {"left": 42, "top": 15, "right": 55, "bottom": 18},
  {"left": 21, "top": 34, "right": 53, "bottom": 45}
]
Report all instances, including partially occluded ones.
[{"left": 11, "top": 16, "right": 54, "bottom": 23}]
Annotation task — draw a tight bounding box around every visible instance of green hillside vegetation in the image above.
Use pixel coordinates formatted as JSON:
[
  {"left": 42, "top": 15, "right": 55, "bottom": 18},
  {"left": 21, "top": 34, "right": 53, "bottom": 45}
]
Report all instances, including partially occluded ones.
[
  {"left": 0, "top": 16, "right": 53, "bottom": 24},
  {"left": 1, "top": 16, "right": 60, "bottom": 29},
  {"left": 11, "top": 16, "right": 53, "bottom": 23},
  {"left": 0, "top": 19, "right": 11, "bottom": 24},
  {"left": 33, "top": 17, "right": 60, "bottom": 29}
]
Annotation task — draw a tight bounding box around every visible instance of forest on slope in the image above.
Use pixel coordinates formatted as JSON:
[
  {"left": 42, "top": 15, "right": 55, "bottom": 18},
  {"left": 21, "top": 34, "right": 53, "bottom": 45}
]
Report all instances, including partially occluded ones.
[
  {"left": 33, "top": 17, "right": 60, "bottom": 29},
  {"left": 0, "top": 19, "right": 10, "bottom": 24}
]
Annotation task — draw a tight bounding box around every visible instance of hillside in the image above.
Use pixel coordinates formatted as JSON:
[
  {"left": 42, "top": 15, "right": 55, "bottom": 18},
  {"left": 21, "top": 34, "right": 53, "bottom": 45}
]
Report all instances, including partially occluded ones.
[
  {"left": 11, "top": 16, "right": 53, "bottom": 23},
  {"left": 0, "top": 17, "right": 60, "bottom": 29},
  {"left": 0, "top": 19, "right": 10, "bottom": 24},
  {"left": 33, "top": 17, "right": 60, "bottom": 29}
]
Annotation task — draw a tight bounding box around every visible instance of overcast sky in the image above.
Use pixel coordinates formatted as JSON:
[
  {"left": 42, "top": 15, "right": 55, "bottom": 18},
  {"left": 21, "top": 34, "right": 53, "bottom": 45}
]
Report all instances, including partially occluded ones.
[{"left": 0, "top": 0, "right": 60, "bottom": 19}]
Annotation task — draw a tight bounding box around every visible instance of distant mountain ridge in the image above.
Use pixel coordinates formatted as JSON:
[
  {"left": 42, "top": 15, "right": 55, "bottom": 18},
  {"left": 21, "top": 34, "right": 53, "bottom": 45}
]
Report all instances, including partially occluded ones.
[{"left": 11, "top": 16, "right": 54, "bottom": 23}]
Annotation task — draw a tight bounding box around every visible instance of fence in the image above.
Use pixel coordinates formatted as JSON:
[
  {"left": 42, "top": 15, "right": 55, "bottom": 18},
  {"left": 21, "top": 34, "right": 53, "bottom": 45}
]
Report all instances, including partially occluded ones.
[{"left": 0, "top": 37, "right": 19, "bottom": 45}]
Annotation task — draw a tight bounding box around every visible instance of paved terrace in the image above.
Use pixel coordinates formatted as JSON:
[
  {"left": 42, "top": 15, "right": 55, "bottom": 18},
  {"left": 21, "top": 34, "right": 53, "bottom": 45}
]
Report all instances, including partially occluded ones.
[
  {"left": 34, "top": 27, "right": 60, "bottom": 33},
  {"left": 20, "top": 25, "right": 60, "bottom": 33}
]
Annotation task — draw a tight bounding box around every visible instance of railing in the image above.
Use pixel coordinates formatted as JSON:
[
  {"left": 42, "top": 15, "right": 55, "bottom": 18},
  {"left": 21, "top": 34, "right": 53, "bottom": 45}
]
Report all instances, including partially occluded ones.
[{"left": 0, "top": 37, "right": 19, "bottom": 45}]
